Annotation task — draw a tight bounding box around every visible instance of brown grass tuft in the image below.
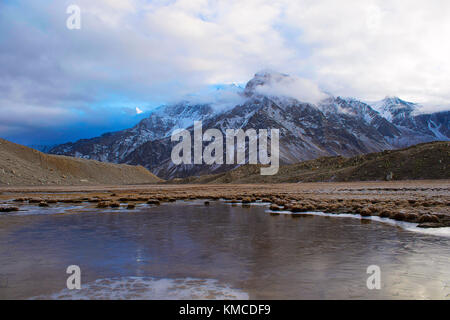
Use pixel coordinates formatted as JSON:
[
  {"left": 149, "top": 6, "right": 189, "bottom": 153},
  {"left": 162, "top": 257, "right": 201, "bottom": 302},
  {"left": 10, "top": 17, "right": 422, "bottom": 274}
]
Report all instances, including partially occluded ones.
[
  {"left": 393, "top": 212, "right": 406, "bottom": 221},
  {"left": 418, "top": 214, "right": 440, "bottom": 223}
]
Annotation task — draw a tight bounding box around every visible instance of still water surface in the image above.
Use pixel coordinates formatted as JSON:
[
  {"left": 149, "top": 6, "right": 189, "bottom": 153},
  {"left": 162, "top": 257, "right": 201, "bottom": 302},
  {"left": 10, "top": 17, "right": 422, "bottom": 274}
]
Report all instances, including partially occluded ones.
[{"left": 0, "top": 200, "right": 449, "bottom": 299}]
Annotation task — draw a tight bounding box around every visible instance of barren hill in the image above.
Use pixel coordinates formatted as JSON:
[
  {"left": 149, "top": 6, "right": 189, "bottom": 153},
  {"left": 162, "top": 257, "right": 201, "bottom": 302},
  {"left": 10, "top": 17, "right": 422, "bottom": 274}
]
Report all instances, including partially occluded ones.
[
  {"left": 0, "top": 138, "right": 162, "bottom": 186},
  {"left": 174, "top": 141, "right": 450, "bottom": 184}
]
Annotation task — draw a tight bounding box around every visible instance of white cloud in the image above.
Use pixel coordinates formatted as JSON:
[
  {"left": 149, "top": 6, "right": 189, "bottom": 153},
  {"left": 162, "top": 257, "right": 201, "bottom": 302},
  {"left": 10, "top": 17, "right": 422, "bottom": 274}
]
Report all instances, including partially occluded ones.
[
  {"left": 77, "top": 0, "right": 450, "bottom": 105},
  {"left": 4, "top": 0, "right": 450, "bottom": 104},
  {"left": 1, "top": 0, "right": 450, "bottom": 144},
  {"left": 174, "top": 84, "right": 246, "bottom": 113},
  {"left": 251, "top": 71, "right": 328, "bottom": 104},
  {"left": 280, "top": 0, "right": 450, "bottom": 104}
]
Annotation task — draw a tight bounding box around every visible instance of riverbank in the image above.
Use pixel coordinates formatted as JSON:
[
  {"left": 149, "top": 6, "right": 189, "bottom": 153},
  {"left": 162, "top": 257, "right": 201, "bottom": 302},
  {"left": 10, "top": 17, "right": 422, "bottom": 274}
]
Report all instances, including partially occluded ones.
[{"left": 1, "top": 180, "right": 449, "bottom": 228}]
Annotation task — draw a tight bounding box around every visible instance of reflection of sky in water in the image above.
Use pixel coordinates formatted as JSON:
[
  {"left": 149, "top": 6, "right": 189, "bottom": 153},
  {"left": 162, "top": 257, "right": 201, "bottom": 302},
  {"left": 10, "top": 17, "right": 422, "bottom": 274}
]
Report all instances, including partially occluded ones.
[
  {"left": 0, "top": 203, "right": 151, "bottom": 216},
  {"left": 0, "top": 201, "right": 449, "bottom": 299}
]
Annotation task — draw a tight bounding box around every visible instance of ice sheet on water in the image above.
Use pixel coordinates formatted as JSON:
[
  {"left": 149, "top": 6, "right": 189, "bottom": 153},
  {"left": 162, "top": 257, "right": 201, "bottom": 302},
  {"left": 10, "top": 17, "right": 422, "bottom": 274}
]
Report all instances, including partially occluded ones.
[
  {"left": 267, "top": 210, "right": 450, "bottom": 238},
  {"left": 32, "top": 277, "right": 249, "bottom": 300}
]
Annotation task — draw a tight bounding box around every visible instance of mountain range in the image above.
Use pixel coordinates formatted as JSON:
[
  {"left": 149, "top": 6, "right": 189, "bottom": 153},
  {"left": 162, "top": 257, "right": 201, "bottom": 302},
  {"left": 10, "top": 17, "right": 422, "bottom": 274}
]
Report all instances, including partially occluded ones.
[{"left": 49, "top": 71, "right": 450, "bottom": 179}]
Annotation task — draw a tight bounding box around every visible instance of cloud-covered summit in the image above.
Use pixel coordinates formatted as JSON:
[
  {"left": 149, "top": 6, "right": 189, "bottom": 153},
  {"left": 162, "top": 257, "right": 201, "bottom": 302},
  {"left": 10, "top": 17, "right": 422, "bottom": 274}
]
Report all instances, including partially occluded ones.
[{"left": 245, "top": 70, "right": 328, "bottom": 104}]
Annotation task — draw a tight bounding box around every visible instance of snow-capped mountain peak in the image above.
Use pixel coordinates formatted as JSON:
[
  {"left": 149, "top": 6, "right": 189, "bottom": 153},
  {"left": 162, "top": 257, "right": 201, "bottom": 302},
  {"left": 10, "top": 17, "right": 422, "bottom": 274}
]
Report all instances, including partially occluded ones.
[{"left": 370, "top": 96, "right": 419, "bottom": 122}]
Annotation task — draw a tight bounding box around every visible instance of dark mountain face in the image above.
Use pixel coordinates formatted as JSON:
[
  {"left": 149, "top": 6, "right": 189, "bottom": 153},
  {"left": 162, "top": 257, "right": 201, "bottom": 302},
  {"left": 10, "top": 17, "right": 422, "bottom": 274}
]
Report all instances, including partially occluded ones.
[
  {"left": 50, "top": 72, "right": 450, "bottom": 179},
  {"left": 395, "top": 111, "right": 449, "bottom": 138}
]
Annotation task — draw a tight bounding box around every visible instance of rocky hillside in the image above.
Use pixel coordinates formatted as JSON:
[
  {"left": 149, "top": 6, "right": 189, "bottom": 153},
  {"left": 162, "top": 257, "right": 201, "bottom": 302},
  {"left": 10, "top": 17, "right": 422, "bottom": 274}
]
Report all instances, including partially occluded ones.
[
  {"left": 0, "top": 139, "right": 162, "bottom": 186},
  {"left": 174, "top": 141, "right": 449, "bottom": 184},
  {"left": 50, "top": 71, "right": 450, "bottom": 179}
]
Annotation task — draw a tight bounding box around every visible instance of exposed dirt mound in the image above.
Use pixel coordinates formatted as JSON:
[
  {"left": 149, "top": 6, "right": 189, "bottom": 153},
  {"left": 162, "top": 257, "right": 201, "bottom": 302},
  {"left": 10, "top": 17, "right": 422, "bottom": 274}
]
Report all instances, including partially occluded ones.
[
  {"left": 0, "top": 138, "right": 162, "bottom": 186},
  {"left": 173, "top": 141, "right": 449, "bottom": 184}
]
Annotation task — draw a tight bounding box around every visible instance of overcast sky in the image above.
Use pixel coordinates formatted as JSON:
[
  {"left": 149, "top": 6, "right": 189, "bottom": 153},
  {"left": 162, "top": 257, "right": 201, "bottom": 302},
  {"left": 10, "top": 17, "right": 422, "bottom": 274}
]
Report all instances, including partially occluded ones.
[{"left": 1, "top": 0, "right": 450, "bottom": 145}]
